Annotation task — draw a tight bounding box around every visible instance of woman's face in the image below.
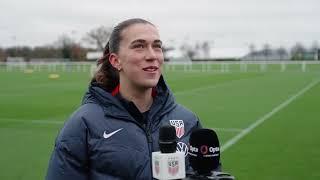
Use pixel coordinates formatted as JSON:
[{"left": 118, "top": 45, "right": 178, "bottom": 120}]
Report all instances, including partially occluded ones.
[{"left": 116, "top": 23, "right": 164, "bottom": 89}]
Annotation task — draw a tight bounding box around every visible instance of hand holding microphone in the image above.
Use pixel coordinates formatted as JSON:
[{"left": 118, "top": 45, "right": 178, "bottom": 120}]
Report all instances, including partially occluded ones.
[{"left": 152, "top": 125, "right": 186, "bottom": 180}]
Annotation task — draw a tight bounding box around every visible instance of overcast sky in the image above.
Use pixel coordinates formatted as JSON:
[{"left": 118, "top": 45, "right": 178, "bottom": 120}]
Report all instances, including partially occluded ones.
[{"left": 0, "top": 0, "right": 319, "bottom": 57}]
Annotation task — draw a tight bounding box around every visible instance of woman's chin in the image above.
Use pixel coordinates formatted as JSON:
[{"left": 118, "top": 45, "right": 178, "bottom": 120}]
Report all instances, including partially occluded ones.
[{"left": 140, "top": 79, "right": 159, "bottom": 88}]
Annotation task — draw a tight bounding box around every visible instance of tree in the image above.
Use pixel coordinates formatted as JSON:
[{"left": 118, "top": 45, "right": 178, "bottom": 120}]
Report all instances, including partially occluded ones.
[
  {"left": 262, "top": 43, "right": 272, "bottom": 60},
  {"left": 276, "top": 47, "right": 288, "bottom": 60},
  {"left": 195, "top": 42, "right": 201, "bottom": 58},
  {"left": 162, "top": 45, "right": 174, "bottom": 61},
  {"left": 5, "top": 47, "right": 18, "bottom": 57},
  {"left": 248, "top": 43, "right": 256, "bottom": 60},
  {"left": 19, "top": 46, "right": 32, "bottom": 61},
  {"left": 0, "top": 48, "right": 6, "bottom": 62},
  {"left": 70, "top": 44, "right": 87, "bottom": 61},
  {"left": 32, "top": 46, "right": 62, "bottom": 58},
  {"left": 55, "top": 34, "right": 88, "bottom": 61},
  {"left": 180, "top": 43, "right": 196, "bottom": 59},
  {"left": 5, "top": 46, "right": 32, "bottom": 59},
  {"left": 291, "top": 42, "right": 306, "bottom": 60},
  {"left": 201, "top": 41, "right": 210, "bottom": 58},
  {"left": 311, "top": 41, "right": 319, "bottom": 52},
  {"left": 249, "top": 43, "right": 256, "bottom": 54},
  {"left": 55, "top": 34, "right": 75, "bottom": 60},
  {"left": 83, "top": 26, "right": 112, "bottom": 50}
]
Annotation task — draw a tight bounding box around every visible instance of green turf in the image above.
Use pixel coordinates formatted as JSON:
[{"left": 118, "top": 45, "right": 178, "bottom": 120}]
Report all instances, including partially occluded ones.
[
  {"left": 222, "top": 81, "right": 320, "bottom": 179},
  {"left": 0, "top": 63, "right": 320, "bottom": 179}
]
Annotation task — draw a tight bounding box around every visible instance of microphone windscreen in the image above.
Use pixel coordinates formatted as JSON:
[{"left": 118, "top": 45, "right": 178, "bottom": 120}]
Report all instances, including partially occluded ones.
[
  {"left": 189, "top": 128, "right": 220, "bottom": 174},
  {"left": 159, "top": 125, "right": 177, "bottom": 153}
]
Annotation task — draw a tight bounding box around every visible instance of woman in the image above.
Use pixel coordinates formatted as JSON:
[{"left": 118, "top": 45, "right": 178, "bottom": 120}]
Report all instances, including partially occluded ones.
[{"left": 46, "top": 18, "right": 201, "bottom": 180}]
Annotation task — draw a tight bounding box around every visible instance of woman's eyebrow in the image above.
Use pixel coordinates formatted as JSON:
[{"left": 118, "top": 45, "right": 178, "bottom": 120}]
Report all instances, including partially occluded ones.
[
  {"left": 131, "top": 39, "right": 146, "bottom": 44},
  {"left": 131, "top": 39, "right": 162, "bottom": 44}
]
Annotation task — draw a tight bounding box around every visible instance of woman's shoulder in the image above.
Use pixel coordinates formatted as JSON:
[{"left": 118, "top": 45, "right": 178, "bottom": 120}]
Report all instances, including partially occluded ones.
[
  {"left": 76, "top": 103, "right": 105, "bottom": 117},
  {"left": 57, "top": 103, "right": 105, "bottom": 141},
  {"left": 168, "top": 104, "right": 200, "bottom": 126},
  {"left": 173, "top": 104, "right": 198, "bottom": 118}
]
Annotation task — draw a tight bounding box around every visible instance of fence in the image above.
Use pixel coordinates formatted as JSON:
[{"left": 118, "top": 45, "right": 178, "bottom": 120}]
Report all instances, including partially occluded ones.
[
  {"left": 1, "top": 61, "right": 320, "bottom": 75},
  {"left": 164, "top": 61, "right": 320, "bottom": 73}
]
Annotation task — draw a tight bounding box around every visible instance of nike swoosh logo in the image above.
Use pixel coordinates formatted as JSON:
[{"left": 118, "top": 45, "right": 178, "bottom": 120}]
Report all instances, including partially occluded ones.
[{"left": 103, "top": 128, "right": 123, "bottom": 139}]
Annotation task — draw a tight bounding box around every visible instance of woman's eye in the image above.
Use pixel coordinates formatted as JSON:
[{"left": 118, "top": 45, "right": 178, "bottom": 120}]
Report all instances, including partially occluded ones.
[
  {"left": 153, "top": 44, "right": 162, "bottom": 49},
  {"left": 134, "top": 44, "right": 144, "bottom": 49}
]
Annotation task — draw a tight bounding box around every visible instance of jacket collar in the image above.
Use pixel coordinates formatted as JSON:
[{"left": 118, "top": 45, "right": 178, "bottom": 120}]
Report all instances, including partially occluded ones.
[{"left": 82, "top": 75, "right": 176, "bottom": 123}]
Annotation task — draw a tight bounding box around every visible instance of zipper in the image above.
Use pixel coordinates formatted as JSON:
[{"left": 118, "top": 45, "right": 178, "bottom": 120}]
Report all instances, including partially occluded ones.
[
  {"left": 142, "top": 122, "right": 153, "bottom": 154},
  {"left": 144, "top": 123, "right": 154, "bottom": 179},
  {"left": 145, "top": 129, "right": 153, "bottom": 143},
  {"left": 114, "top": 114, "right": 153, "bottom": 151},
  {"left": 105, "top": 109, "right": 156, "bottom": 178}
]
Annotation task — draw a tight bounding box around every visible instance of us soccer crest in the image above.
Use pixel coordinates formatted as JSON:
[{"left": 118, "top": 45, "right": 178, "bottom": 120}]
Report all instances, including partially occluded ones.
[
  {"left": 169, "top": 120, "right": 184, "bottom": 138},
  {"left": 168, "top": 158, "right": 179, "bottom": 176}
]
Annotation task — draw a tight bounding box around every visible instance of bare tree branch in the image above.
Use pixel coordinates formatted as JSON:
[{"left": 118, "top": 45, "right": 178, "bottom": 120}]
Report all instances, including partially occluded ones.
[{"left": 83, "top": 26, "right": 112, "bottom": 50}]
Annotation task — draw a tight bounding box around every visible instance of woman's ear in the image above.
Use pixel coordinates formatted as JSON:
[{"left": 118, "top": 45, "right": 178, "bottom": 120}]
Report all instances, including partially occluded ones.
[{"left": 109, "top": 53, "right": 122, "bottom": 71}]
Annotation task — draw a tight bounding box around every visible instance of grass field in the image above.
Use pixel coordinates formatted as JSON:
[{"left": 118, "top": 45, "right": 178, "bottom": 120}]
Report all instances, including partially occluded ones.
[{"left": 1, "top": 62, "right": 320, "bottom": 179}]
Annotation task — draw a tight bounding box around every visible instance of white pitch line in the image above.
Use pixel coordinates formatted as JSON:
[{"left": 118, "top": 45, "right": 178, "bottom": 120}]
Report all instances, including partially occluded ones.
[
  {"left": 30, "top": 120, "right": 64, "bottom": 124},
  {"left": 221, "top": 79, "right": 320, "bottom": 152},
  {"left": 174, "top": 83, "right": 229, "bottom": 96},
  {"left": 0, "top": 118, "right": 64, "bottom": 125},
  {"left": 211, "top": 127, "right": 244, "bottom": 132},
  {"left": 174, "top": 76, "right": 259, "bottom": 96}
]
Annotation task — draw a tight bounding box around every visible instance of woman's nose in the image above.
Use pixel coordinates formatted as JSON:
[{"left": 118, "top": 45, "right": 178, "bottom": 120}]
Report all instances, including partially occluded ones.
[{"left": 145, "top": 47, "right": 157, "bottom": 60}]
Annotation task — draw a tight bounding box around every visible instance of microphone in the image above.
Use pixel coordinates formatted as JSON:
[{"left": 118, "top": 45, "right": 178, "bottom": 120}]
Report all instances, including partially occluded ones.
[
  {"left": 189, "top": 128, "right": 220, "bottom": 174},
  {"left": 152, "top": 125, "right": 186, "bottom": 180},
  {"left": 186, "top": 128, "right": 235, "bottom": 180}
]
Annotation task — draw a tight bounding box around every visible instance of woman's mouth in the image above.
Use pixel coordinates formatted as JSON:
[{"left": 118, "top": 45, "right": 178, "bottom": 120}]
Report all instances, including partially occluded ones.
[{"left": 142, "top": 66, "right": 159, "bottom": 72}]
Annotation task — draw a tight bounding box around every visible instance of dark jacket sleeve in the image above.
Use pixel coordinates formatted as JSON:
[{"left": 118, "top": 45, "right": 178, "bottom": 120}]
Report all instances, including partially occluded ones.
[{"left": 46, "top": 112, "right": 89, "bottom": 180}]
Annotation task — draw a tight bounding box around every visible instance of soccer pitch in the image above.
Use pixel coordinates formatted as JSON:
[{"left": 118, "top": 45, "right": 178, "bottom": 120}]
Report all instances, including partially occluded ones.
[{"left": 1, "top": 62, "right": 320, "bottom": 179}]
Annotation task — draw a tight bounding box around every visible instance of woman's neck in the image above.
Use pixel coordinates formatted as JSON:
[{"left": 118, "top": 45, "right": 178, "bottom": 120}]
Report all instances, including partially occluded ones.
[{"left": 119, "top": 80, "right": 153, "bottom": 113}]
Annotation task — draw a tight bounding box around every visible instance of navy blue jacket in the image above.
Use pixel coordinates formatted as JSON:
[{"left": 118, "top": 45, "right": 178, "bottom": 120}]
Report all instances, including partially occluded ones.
[{"left": 46, "top": 76, "right": 201, "bottom": 180}]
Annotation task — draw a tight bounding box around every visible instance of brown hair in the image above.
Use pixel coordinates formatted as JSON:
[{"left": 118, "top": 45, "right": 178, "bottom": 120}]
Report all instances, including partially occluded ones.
[{"left": 94, "top": 18, "right": 154, "bottom": 91}]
